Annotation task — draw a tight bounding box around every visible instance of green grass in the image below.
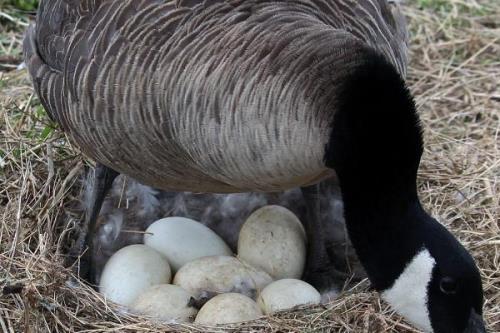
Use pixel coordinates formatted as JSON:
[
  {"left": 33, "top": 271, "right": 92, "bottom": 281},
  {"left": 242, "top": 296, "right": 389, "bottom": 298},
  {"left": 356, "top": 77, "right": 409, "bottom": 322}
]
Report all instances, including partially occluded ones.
[
  {"left": 0, "top": 0, "right": 35, "bottom": 36},
  {"left": 416, "top": 0, "right": 495, "bottom": 16},
  {"left": 417, "top": 0, "right": 452, "bottom": 12},
  {"left": 1, "top": 0, "right": 38, "bottom": 11}
]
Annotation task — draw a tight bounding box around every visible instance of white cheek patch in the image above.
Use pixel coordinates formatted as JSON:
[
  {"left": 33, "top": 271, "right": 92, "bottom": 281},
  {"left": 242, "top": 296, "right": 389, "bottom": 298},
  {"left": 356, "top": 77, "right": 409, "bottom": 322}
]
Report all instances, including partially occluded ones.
[{"left": 381, "top": 248, "right": 436, "bottom": 333}]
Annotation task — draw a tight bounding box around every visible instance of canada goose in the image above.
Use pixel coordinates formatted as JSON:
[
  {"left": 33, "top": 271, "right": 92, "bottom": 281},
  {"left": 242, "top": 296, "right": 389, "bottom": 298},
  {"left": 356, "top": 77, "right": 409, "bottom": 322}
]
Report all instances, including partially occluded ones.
[{"left": 24, "top": 0, "right": 486, "bottom": 332}]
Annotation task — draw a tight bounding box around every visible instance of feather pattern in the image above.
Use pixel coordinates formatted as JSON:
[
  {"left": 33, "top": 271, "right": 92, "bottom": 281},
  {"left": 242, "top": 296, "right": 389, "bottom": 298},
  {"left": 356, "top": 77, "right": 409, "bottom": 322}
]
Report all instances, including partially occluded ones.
[{"left": 24, "top": 0, "right": 408, "bottom": 192}]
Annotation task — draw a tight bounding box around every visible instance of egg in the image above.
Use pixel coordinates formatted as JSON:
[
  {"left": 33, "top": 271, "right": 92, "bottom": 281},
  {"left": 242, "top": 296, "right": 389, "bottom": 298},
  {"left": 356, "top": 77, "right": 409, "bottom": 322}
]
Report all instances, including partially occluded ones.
[
  {"left": 195, "top": 293, "right": 262, "bottom": 325},
  {"left": 144, "top": 217, "right": 232, "bottom": 272},
  {"left": 237, "top": 205, "right": 306, "bottom": 279},
  {"left": 131, "top": 284, "right": 197, "bottom": 322},
  {"left": 173, "top": 255, "right": 272, "bottom": 300},
  {"left": 99, "top": 244, "right": 171, "bottom": 306},
  {"left": 257, "top": 279, "right": 321, "bottom": 314}
]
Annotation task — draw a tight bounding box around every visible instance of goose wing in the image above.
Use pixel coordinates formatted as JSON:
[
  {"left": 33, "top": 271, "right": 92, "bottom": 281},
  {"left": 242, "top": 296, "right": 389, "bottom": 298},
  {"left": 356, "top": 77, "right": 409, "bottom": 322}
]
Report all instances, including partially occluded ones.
[
  {"left": 351, "top": 0, "right": 409, "bottom": 76},
  {"left": 25, "top": 0, "right": 409, "bottom": 193},
  {"left": 24, "top": 0, "right": 174, "bottom": 124}
]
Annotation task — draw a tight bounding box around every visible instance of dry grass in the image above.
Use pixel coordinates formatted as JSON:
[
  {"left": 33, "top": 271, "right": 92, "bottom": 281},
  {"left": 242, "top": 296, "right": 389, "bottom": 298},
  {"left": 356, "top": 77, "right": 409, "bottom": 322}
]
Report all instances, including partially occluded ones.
[{"left": 1, "top": 1, "right": 499, "bottom": 332}]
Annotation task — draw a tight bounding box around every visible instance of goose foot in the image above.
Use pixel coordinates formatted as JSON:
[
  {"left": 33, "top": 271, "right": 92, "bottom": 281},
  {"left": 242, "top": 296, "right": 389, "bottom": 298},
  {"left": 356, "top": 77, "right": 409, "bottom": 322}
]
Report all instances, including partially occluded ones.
[
  {"left": 302, "top": 263, "right": 347, "bottom": 296},
  {"left": 300, "top": 184, "right": 346, "bottom": 293},
  {"left": 66, "top": 163, "right": 119, "bottom": 286}
]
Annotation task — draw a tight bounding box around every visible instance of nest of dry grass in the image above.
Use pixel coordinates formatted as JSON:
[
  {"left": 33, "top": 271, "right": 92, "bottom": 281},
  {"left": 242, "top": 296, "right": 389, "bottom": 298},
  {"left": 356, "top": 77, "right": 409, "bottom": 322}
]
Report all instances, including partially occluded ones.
[{"left": 1, "top": 1, "right": 499, "bottom": 332}]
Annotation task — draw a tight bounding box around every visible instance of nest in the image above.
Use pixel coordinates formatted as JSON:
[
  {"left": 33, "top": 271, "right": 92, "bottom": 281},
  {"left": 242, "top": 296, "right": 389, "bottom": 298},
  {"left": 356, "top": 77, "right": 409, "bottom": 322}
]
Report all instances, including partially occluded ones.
[{"left": 1, "top": 1, "right": 499, "bottom": 332}]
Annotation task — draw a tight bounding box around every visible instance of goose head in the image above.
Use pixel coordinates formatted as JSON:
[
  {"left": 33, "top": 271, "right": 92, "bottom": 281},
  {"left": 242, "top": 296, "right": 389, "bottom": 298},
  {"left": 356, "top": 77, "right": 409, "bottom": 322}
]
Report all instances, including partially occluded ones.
[
  {"left": 377, "top": 207, "right": 485, "bottom": 333},
  {"left": 324, "top": 49, "right": 485, "bottom": 333}
]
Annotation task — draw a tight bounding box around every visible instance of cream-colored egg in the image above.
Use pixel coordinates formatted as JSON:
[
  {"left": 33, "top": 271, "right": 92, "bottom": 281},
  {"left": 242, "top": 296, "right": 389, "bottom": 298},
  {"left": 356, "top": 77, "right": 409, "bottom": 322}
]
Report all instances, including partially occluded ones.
[
  {"left": 131, "top": 284, "right": 197, "bottom": 322},
  {"left": 144, "top": 217, "right": 232, "bottom": 272},
  {"left": 238, "top": 205, "right": 306, "bottom": 279},
  {"left": 173, "top": 255, "right": 272, "bottom": 299},
  {"left": 257, "top": 279, "right": 321, "bottom": 314},
  {"left": 195, "top": 293, "right": 262, "bottom": 325},
  {"left": 99, "top": 244, "right": 171, "bottom": 306}
]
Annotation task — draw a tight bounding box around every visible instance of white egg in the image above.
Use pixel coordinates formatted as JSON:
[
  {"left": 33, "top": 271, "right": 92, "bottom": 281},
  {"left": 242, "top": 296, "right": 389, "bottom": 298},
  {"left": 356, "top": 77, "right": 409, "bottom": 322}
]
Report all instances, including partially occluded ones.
[
  {"left": 257, "top": 279, "right": 321, "bottom": 314},
  {"left": 144, "top": 217, "right": 232, "bottom": 272},
  {"left": 195, "top": 293, "right": 262, "bottom": 325},
  {"left": 131, "top": 284, "right": 197, "bottom": 322},
  {"left": 237, "top": 205, "right": 306, "bottom": 279},
  {"left": 173, "top": 255, "right": 272, "bottom": 300},
  {"left": 99, "top": 244, "right": 171, "bottom": 306}
]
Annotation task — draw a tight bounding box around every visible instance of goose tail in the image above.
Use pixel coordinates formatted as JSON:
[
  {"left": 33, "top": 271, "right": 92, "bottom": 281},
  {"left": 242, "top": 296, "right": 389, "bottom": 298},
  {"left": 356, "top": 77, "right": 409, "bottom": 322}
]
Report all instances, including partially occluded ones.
[
  {"left": 23, "top": 0, "right": 97, "bottom": 124},
  {"left": 25, "top": 0, "right": 88, "bottom": 70},
  {"left": 23, "top": 23, "right": 63, "bottom": 124}
]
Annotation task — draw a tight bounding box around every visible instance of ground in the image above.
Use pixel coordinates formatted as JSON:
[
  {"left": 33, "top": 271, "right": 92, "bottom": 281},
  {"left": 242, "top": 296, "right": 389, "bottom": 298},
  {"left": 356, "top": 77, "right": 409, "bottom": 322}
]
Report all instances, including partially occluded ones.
[{"left": 0, "top": 1, "right": 499, "bottom": 332}]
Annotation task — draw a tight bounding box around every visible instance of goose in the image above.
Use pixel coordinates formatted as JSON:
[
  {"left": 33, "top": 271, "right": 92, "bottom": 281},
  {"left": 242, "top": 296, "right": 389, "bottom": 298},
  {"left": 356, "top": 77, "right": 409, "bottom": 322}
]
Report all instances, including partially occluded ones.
[{"left": 24, "top": 0, "right": 486, "bottom": 332}]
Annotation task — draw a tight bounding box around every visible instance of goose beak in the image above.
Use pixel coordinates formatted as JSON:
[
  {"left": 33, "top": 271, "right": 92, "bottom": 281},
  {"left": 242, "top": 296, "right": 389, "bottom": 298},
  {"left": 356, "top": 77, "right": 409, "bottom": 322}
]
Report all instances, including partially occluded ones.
[{"left": 464, "top": 309, "right": 487, "bottom": 333}]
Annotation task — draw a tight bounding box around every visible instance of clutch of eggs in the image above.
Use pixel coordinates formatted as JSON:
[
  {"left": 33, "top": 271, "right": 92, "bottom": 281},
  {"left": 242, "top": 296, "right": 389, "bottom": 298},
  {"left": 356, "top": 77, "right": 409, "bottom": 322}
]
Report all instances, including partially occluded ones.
[{"left": 98, "top": 205, "right": 327, "bottom": 324}]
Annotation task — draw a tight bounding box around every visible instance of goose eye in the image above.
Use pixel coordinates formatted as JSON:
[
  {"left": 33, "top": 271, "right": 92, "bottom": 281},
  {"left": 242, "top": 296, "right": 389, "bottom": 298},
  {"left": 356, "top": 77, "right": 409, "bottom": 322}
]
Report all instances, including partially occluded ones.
[{"left": 440, "top": 277, "right": 458, "bottom": 295}]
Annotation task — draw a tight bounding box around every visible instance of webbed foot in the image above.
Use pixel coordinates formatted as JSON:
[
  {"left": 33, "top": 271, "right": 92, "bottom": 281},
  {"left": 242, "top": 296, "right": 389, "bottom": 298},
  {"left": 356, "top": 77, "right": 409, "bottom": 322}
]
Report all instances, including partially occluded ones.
[{"left": 65, "top": 163, "right": 119, "bottom": 286}]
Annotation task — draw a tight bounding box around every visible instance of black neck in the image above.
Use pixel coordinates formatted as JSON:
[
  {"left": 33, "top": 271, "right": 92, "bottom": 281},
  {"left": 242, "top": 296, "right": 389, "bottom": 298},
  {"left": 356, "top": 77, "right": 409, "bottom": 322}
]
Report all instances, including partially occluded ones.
[
  {"left": 324, "top": 50, "right": 427, "bottom": 290},
  {"left": 345, "top": 198, "right": 429, "bottom": 290}
]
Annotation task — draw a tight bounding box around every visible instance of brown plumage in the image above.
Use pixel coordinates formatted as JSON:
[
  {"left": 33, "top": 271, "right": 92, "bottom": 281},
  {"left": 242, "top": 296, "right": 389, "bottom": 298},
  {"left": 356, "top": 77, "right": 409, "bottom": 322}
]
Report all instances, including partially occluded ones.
[
  {"left": 24, "top": 4, "right": 490, "bottom": 332},
  {"left": 24, "top": 0, "right": 408, "bottom": 193}
]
